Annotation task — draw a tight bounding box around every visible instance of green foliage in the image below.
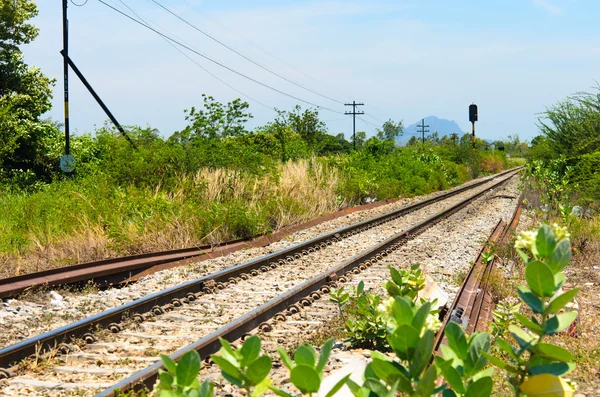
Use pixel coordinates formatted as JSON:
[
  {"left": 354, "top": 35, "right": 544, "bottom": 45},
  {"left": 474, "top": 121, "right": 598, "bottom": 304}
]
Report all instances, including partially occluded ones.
[
  {"left": 0, "top": 0, "right": 56, "bottom": 178},
  {"left": 331, "top": 281, "right": 388, "bottom": 350},
  {"left": 486, "top": 224, "right": 578, "bottom": 396},
  {"left": 272, "top": 338, "right": 336, "bottom": 396},
  {"left": 211, "top": 336, "right": 272, "bottom": 395},
  {"left": 182, "top": 94, "right": 252, "bottom": 140},
  {"left": 155, "top": 351, "right": 212, "bottom": 397},
  {"left": 489, "top": 299, "right": 521, "bottom": 339},
  {"left": 385, "top": 264, "right": 426, "bottom": 301},
  {"left": 523, "top": 157, "right": 573, "bottom": 210},
  {"left": 376, "top": 119, "right": 403, "bottom": 142},
  {"left": 530, "top": 87, "right": 600, "bottom": 204}
]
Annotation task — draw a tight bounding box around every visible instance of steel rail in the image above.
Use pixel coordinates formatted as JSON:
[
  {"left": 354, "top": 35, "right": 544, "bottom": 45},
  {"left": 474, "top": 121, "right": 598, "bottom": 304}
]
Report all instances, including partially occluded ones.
[
  {"left": 0, "top": 240, "right": 248, "bottom": 299},
  {"left": 0, "top": 169, "right": 520, "bottom": 373},
  {"left": 433, "top": 193, "right": 524, "bottom": 352},
  {"left": 0, "top": 169, "right": 518, "bottom": 299},
  {"left": 96, "top": 170, "right": 518, "bottom": 396}
]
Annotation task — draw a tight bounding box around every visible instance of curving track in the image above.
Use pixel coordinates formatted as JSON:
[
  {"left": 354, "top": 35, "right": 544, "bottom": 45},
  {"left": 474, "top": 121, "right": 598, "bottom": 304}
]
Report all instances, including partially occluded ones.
[{"left": 0, "top": 169, "right": 521, "bottom": 396}]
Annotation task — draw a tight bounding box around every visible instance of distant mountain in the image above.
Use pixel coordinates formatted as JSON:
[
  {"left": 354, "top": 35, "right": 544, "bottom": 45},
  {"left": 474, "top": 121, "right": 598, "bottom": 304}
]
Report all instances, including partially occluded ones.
[{"left": 397, "top": 116, "right": 465, "bottom": 144}]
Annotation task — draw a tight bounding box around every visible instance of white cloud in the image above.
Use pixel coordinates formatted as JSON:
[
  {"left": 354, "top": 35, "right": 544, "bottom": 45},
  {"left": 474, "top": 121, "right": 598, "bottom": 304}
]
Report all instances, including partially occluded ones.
[{"left": 532, "top": 0, "right": 563, "bottom": 15}]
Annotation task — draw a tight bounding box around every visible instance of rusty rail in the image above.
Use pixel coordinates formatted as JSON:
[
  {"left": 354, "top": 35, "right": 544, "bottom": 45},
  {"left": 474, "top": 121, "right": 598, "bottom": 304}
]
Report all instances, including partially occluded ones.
[
  {"left": 96, "top": 171, "right": 518, "bottom": 396},
  {"left": 0, "top": 169, "right": 519, "bottom": 300}
]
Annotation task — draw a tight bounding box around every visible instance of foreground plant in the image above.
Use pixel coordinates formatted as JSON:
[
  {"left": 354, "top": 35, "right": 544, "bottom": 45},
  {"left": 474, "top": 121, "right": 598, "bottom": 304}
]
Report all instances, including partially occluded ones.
[
  {"left": 210, "top": 336, "right": 272, "bottom": 396},
  {"left": 155, "top": 350, "right": 212, "bottom": 397},
  {"left": 485, "top": 224, "right": 578, "bottom": 396}
]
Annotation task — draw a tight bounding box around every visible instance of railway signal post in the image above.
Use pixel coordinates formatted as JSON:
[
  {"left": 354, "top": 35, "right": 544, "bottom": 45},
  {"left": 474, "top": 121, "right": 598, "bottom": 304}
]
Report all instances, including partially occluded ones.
[{"left": 469, "top": 103, "right": 478, "bottom": 149}]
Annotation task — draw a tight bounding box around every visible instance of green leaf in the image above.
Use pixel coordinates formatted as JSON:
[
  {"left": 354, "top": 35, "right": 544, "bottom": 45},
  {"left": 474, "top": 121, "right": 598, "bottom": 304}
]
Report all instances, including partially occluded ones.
[
  {"left": 415, "top": 365, "right": 437, "bottom": 397},
  {"left": 409, "top": 330, "right": 434, "bottom": 378},
  {"left": 211, "top": 355, "right": 242, "bottom": 380},
  {"left": 325, "top": 374, "right": 351, "bottom": 397},
  {"left": 544, "top": 311, "right": 577, "bottom": 335},
  {"left": 316, "top": 338, "right": 334, "bottom": 373},
  {"left": 218, "top": 338, "right": 240, "bottom": 364},
  {"left": 371, "top": 357, "right": 404, "bottom": 385},
  {"left": 391, "top": 296, "right": 414, "bottom": 326},
  {"left": 528, "top": 362, "right": 571, "bottom": 376},
  {"left": 240, "top": 335, "right": 261, "bottom": 367},
  {"left": 536, "top": 224, "right": 556, "bottom": 258},
  {"left": 509, "top": 325, "right": 535, "bottom": 350},
  {"left": 294, "top": 344, "right": 317, "bottom": 367},
  {"left": 412, "top": 301, "right": 431, "bottom": 333},
  {"left": 251, "top": 378, "right": 271, "bottom": 397},
  {"left": 465, "top": 376, "right": 493, "bottom": 397},
  {"left": 517, "top": 249, "right": 530, "bottom": 264},
  {"left": 389, "top": 266, "right": 404, "bottom": 286},
  {"left": 176, "top": 350, "right": 201, "bottom": 387},
  {"left": 481, "top": 351, "right": 508, "bottom": 370},
  {"left": 526, "top": 260, "right": 555, "bottom": 297},
  {"left": 496, "top": 338, "right": 518, "bottom": 361},
  {"left": 443, "top": 390, "right": 459, "bottom": 397},
  {"left": 268, "top": 385, "right": 294, "bottom": 397},
  {"left": 441, "top": 363, "right": 465, "bottom": 394},
  {"left": 445, "top": 322, "right": 468, "bottom": 360},
  {"left": 246, "top": 356, "right": 272, "bottom": 386},
  {"left": 160, "top": 354, "right": 178, "bottom": 375},
  {"left": 385, "top": 281, "right": 402, "bottom": 298},
  {"left": 533, "top": 343, "right": 574, "bottom": 362},
  {"left": 290, "top": 365, "right": 321, "bottom": 394},
  {"left": 548, "top": 239, "right": 571, "bottom": 273},
  {"left": 546, "top": 288, "right": 579, "bottom": 315},
  {"left": 472, "top": 367, "right": 494, "bottom": 382},
  {"left": 554, "top": 272, "right": 567, "bottom": 292},
  {"left": 388, "top": 324, "right": 419, "bottom": 356},
  {"left": 466, "top": 332, "right": 490, "bottom": 376},
  {"left": 517, "top": 286, "right": 543, "bottom": 314},
  {"left": 440, "top": 344, "right": 463, "bottom": 369},
  {"left": 158, "top": 371, "right": 174, "bottom": 390},
  {"left": 357, "top": 281, "right": 365, "bottom": 295},
  {"left": 198, "top": 380, "right": 213, "bottom": 397},
  {"left": 276, "top": 347, "right": 294, "bottom": 370},
  {"left": 515, "top": 313, "right": 544, "bottom": 334}
]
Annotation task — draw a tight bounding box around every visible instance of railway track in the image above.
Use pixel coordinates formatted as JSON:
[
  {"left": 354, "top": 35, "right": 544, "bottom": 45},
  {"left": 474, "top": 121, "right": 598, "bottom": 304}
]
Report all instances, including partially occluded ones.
[
  {"left": 0, "top": 169, "right": 517, "bottom": 300},
  {"left": 0, "top": 169, "right": 521, "bottom": 396}
]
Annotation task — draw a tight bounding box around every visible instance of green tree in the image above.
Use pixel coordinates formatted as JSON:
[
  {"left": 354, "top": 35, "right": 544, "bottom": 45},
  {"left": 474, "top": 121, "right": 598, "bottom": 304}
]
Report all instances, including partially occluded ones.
[
  {"left": 182, "top": 95, "right": 253, "bottom": 140},
  {"left": 376, "top": 119, "right": 403, "bottom": 142},
  {"left": 274, "top": 105, "right": 327, "bottom": 149},
  {"left": 0, "top": 0, "right": 56, "bottom": 178}
]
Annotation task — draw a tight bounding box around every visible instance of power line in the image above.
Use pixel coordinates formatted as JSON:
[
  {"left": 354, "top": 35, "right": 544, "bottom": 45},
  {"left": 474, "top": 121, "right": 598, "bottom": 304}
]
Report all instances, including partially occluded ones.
[
  {"left": 96, "top": 0, "right": 344, "bottom": 115},
  {"left": 177, "top": 0, "right": 353, "bottom": 104},
  {"left": 357, "top": 116, "right": 379, "bottom": 129},
  {"left": 118, "top": 0, "right": 275, "bottom": 112},
  {"left": 149, "top": 0, "right": 344, "bottom": 106}
]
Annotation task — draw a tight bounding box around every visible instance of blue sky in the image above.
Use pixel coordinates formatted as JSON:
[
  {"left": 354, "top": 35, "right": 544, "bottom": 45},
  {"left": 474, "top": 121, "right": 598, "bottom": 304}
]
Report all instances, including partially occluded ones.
[{"left": 24, "top": 0, "right": 600, "bottom": 141}]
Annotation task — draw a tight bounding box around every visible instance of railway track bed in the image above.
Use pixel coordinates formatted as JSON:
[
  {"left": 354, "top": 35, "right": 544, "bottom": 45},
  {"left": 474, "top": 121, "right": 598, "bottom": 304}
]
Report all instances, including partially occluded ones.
[{"left": 0, "top": 170, "right": 521, "bottom": 396}]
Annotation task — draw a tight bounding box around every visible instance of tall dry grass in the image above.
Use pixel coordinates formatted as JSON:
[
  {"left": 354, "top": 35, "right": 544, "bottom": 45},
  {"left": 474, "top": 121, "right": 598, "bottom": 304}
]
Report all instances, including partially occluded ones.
[{"left": 2, "top": 159, "right": 344, "bottom": 277}]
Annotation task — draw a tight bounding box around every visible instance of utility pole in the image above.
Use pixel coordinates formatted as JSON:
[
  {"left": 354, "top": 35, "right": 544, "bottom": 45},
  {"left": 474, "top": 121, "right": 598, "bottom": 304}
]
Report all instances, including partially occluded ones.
[
  {"left": 62, "top": 0, "right": 69, "bottom": 156},
  {"left": 416, "top": 118, "right": 429, "bottom": 145},
  {"left": 345, "top": 101, "right": 364, "bottom": 150},
  {"left": 58, "top": 0, "right": 136, "bottom": 173}
]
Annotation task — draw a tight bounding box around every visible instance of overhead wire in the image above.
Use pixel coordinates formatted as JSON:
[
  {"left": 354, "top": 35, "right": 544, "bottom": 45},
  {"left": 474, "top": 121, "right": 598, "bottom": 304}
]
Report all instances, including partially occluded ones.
[
  {"left": 174, "top": 0, "right": 395, "bottom": 121},
  {"left": 117, "top": 0, "right": 275, "bottom": 112},
  {"left": 96, "top": 0, "right": 344, "bottom": 115},
  {"left": 148, "top": 0, "right": 344, "bottom": 106},
  {"left": 177, "top": 0, "right": 353, "bottom": 104}
]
